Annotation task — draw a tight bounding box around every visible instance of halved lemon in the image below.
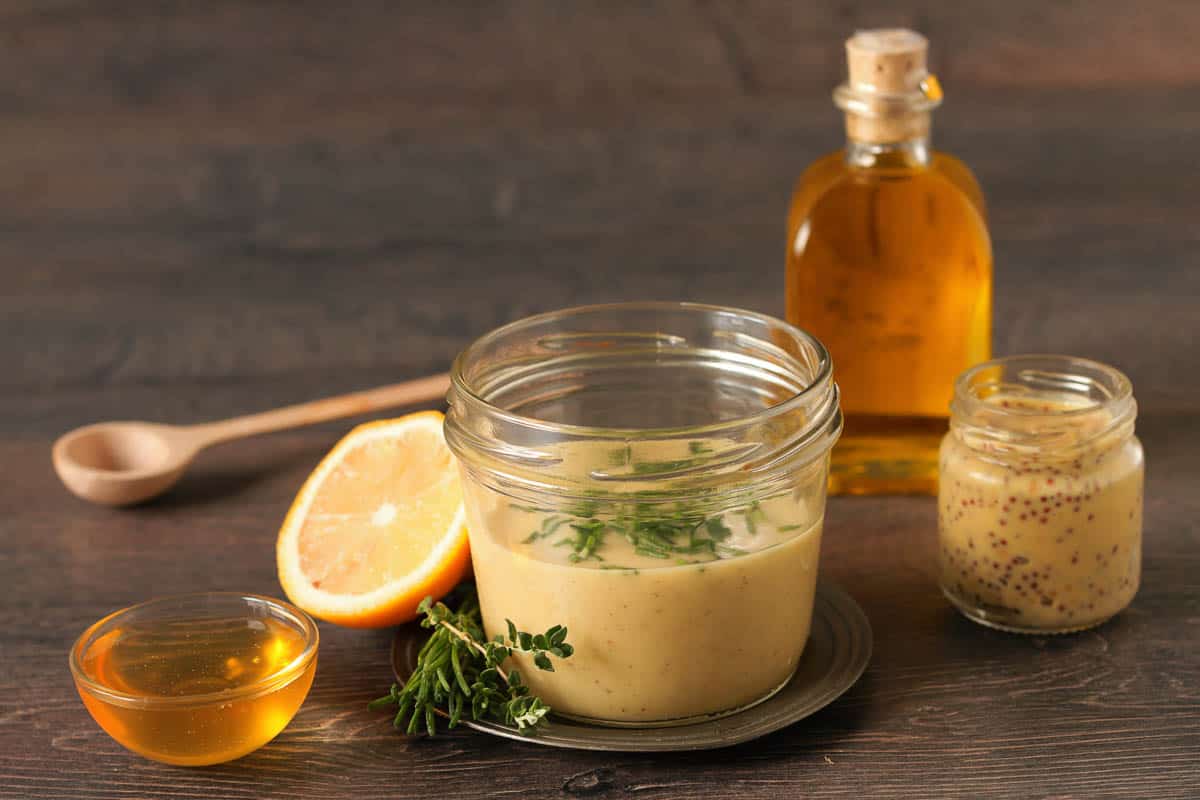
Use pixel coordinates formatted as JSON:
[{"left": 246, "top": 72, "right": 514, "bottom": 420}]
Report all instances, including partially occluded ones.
[{"left": 276, "top": 411, "right": 469, "bottom": 628}]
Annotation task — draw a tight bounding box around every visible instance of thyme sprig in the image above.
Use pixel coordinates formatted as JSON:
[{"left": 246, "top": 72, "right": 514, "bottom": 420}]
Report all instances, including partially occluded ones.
[
  {"left": 518, "top": 498, "right": 757, "bottom": 563},
  {"left": 370, "top": 587, "right": 573, "bottom": 736}
]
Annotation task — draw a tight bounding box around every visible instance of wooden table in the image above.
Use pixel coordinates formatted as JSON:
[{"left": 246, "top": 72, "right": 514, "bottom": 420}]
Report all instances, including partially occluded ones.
[{"left": 3, "top": 3, "right": 1197, "bottom": 798}]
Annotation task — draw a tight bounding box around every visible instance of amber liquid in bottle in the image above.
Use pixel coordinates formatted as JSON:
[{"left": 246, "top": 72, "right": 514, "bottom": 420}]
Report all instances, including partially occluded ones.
[{"left": 785, "top": 30, "right": 992, "bottom": 495}]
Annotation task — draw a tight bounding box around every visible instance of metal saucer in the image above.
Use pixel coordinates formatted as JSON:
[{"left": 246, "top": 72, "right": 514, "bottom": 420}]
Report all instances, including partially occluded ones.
[{"left": 390, "top": 580, "right": 872, "bottom": 752}]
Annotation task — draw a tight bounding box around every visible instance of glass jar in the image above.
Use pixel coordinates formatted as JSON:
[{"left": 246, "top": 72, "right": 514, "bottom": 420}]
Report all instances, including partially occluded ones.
[
  {"left": 938, "top": 355, "right": 1143, "bottom": 634},
  {"left": 444, "top": 302, "right": 841, "bottom": 726}
]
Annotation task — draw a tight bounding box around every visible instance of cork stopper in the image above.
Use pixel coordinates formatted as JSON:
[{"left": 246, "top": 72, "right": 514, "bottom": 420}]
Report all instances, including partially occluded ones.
[
  {"left": 836, "top": 28, "right": 940, "bottom": 144},
  {"left": 845, "top": 29, "right": 928, "bottom": 95}
]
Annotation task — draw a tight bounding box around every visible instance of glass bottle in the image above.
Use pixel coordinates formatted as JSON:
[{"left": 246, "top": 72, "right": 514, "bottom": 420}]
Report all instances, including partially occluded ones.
[{"left": 785, "top": 29, "right": 992, "bottom": 495}]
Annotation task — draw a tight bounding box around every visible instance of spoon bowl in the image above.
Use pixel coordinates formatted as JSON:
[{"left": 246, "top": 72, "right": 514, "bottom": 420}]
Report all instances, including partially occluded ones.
[{"left": 53, "top": 422, "right": 195, "bottom": 506}]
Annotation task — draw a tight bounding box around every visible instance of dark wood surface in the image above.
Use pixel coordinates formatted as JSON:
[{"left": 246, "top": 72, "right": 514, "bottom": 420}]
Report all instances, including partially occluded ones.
[{"left": 2, "top": 3, "right": 1198, "bottom": 798}]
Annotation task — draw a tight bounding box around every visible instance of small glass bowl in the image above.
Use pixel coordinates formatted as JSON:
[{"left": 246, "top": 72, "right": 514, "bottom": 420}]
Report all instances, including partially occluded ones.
[{"left": 69, "top": 593, "right": 319, "bottom": 766}]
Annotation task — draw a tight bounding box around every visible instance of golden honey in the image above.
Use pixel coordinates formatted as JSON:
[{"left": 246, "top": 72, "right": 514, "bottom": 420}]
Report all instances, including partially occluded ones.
[{"left": 71, "top": 594, "right": 318, "bottom": 766}]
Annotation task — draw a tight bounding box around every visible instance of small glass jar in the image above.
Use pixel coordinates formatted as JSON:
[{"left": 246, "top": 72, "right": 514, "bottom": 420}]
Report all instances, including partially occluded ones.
[
  {"left": 444, "top": 302, "right": 841, "bottom": 726},
  {"left": 938, "top": 355, "right": 1143, "bottom": 634}
]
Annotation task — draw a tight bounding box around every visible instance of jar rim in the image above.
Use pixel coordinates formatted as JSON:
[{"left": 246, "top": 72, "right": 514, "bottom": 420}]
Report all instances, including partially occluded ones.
[
  {"left": 950, "top": 354, "right": 1136, "bottom": 456},
  {"left": 952, "top": 354, "right": 1133, "bottom": 415},
  {"left": 449, "top": 301, "right": 836, "bottom": 440}
]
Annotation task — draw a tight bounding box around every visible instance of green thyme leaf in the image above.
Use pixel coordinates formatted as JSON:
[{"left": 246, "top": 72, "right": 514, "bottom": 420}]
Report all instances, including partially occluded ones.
[
  {"left": 370, "top": 587, "right": 573, "bottom": 736},
  {"left": 704, "top": 517, "right": 733, "bottom": 541}
]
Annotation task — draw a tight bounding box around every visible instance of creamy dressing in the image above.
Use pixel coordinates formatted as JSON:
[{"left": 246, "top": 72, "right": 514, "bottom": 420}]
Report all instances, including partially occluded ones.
[
  {"left": 938, "top": 395, "right": 1143, "bottom": 632},
  {"left": 461, "top": 440, "right": 824, "bottom": 724}
]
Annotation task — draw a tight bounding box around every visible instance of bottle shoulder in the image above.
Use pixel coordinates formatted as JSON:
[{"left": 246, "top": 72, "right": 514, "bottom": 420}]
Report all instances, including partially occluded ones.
[
  {"left": 787, "top": 150, "right": 850, "bottom": 235},
  {"left": 790, "top": 150, "right": 849, "bottom": 199},
  {"left": 790, "top": 149, "right": 988, "bottom": 223},
  {"left": 931, "top": 152, "right": 988, "bottom": 219}
]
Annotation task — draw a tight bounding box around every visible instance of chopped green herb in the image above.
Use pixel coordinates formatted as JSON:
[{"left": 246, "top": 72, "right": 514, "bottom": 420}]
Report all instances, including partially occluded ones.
[
  {"left": 704, "top": 517, "right": 733, "bottom": 541},
  {"left": 512, "top": 492, "right": 779, "bottom": 563},
  {"left": 607, "top": 444, "right": 632, "bottom": 467},
  {"left": 737, "top": 501, "right": 766, "bottom": 535},
  {"left": 522, "top": 515, "right": 570, "bottom": 544},
  {"left": 630, "top": 458, "right": 697, "bottom": 474},
  {"left": 509, "top": 503, "right": 551, "bottom": 514}
]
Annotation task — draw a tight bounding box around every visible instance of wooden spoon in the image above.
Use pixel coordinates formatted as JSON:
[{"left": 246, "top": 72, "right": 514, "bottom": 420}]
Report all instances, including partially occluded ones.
[{"left": 52, "top": 373, "right": 451, "bottom": 507}]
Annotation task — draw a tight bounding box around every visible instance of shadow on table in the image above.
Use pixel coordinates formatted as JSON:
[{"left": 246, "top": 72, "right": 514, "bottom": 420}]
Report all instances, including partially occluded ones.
[{"left": 140, "top": 434, "right": 338, "bottom": 509}]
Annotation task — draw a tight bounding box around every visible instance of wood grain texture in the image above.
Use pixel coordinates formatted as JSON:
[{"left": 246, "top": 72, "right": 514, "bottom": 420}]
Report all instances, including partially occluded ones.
[{"left": 1, "top": 2, "right": 1198, "bottom": 798}]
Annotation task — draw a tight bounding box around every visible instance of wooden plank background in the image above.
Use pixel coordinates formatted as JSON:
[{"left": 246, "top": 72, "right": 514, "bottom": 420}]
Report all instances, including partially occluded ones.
[{"left": 1, "top": 2, "right": 1197, "bottom": 798}]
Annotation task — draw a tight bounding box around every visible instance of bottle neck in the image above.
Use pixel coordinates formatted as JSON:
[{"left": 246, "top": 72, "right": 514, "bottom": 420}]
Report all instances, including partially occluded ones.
[
  {"left": 834, "top": 71, "right": 939, "bottom": 164},
  {"left": 845, "top": 136, "right": 932, "bottom": 169}
]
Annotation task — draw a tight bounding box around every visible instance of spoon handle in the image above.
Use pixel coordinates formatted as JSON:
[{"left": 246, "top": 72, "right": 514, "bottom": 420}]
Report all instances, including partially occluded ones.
[{"left": 189, "top": 373, "right": 451, "bottom": 447}]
